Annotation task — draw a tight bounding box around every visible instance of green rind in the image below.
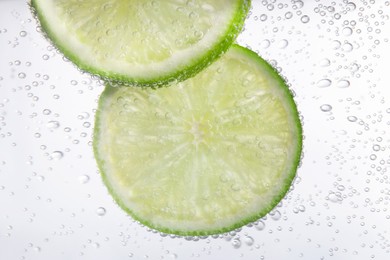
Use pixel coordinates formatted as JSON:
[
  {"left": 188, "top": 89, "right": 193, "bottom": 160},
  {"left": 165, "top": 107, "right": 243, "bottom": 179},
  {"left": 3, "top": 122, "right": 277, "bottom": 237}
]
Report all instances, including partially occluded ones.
[
  {"left": 93, "top": 45, "right": 303, "bottom": 236},
  {"left": 29, "top": 0, "right": 251, "bottom": 88}
]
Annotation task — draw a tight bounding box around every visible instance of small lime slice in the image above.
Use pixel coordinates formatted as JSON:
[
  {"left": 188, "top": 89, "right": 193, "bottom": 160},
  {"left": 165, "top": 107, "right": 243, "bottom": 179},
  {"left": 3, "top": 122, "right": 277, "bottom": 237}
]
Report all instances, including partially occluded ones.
[
  {"left": 94, "top": 45, "right": 302, "bottom": 236},
  {"left": 30, "top": 0, "right": 251, "bottom": 86}
]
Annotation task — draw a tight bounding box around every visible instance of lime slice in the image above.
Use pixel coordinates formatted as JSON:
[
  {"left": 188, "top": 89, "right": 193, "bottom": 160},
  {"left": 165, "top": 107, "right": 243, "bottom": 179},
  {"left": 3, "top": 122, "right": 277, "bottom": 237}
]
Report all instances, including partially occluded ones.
[
  {"left": 94, "top": 45, "right": 302, "bottom": 236},
  {"left": 30, "top": 0, "right": 251, "bottom": 86}
]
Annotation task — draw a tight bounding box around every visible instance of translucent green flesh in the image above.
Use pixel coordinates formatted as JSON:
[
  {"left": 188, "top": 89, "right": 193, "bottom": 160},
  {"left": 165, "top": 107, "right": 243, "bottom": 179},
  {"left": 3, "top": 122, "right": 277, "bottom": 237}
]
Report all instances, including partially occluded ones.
[
  {"left": 95, "top": 46, "right": 301, "bottom": 233},
  {"left": 45, "top": 0, "right": 235, "bottom": 65}
]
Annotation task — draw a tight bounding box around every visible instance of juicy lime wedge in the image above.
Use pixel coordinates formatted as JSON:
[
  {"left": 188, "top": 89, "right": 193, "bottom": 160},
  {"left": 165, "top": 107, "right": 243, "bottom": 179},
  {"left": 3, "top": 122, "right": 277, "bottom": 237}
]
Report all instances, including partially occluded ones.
[
  {"left": 94, "top": 45, "right": 302, "bottom": 236},
  {"left": 30, "top": 0, "right": 251, "bottom": 86}
]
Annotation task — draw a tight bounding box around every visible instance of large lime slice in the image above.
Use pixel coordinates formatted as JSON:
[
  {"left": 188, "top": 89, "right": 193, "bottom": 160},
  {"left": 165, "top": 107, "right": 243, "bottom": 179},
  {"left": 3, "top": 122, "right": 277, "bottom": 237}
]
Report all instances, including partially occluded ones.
[
  {"left": 94, "top": 45, "right": 302, "bottom": 236},
  {"left": 30, "top": 0, "right": 251, "bottom": 86}
]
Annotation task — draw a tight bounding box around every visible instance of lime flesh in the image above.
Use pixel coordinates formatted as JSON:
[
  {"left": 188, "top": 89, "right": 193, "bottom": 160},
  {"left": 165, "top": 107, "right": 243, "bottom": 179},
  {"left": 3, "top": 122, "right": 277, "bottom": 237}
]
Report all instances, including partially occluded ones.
[{"left": 94, "top": 45, "right": 302, "bottom": 236}]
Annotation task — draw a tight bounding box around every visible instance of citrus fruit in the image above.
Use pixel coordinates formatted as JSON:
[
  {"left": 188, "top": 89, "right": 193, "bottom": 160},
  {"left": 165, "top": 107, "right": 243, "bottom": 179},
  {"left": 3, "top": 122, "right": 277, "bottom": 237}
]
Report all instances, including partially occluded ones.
[
  {"left": 30, "top": 0, "right": 251, "bottom": 86},
  {"left": 93, "top": 45, "right": 302, "bottom": 236}
]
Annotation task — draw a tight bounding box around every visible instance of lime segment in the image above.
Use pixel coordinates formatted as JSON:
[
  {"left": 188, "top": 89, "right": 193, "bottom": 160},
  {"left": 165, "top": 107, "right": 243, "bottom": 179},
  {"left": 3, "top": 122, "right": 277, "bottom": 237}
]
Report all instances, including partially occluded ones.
[
  {"left": 30, "top": 0, "right": 251, "bottom": 86},
  {"left": 94, "top": 45, "right": 302, "bottom": 236}
]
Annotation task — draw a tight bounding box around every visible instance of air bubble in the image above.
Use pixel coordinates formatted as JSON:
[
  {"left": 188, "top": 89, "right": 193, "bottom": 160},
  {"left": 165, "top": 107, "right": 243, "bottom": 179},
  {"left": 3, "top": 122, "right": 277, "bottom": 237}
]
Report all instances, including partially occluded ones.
[
  {"left": 255, "top": 220, "right": 265, "bottom": 231},
  {"left": 194, "top": 30, "right": 204, "bottom": 40},
  {"left": 231, "top": 184, "right": 240, "bottom": 191},
  {"left": 285, "top": 12, "right": 293, "bottom": 19},
  {"left": 270, "top": 210, "right": 281, "bottom": 220},
  {"left": 50, "top": 151, "right": 64, "bottom": 160},
  {"left": 19, "top": 31, "right": 27, "bottom": 37},
  {"left": 347, "top": 116, "right": 357, "bottom": 122},
  {"left": 260, "top": 39, "right": 270, "bottom": 49},
  {"left": 189, "top": 11, "right": 198, "bottom": 19},
  {"left": 18, "top": 72, "right": 26, "bottom": 79},
  {"left": 342, "top": 43, "right": 353, "bottom": 52},
  {"left": 347, "top": 2, "right": 356, "bottom": 11},
  {"left": 78, "top": 175, "right": 90, "bottom": 184},
  {"left": 42, "top": 109, "right": 51, "bottom": 115},
  {"left": 332, "top": 40, "right": 341, "bottom": 50},
  {"left": 317, "top": 79, "right": 332, "bottom": 88},
  {"left": 300, "top": 15, "right": 310, "bottom": 23},
  {"left": 96, "top": 207, "right": 106, "bottom": 216},
  {"left": 278, "top": 39, "right": 289, "bottom": 49},
  {"left": 372, "top": 145, "right": 380, "bottom": 151},
  {"left": 336, "top": 80, "right": 350, "bottom": 88},
  {"left": 260, "top": 14, "right": 268, "bottom": 22},
  {"left": 231, "top": 237, "right": 241, "bottom": 249},
  {"left": 350, "top": 63, "right": 359, "bottom": 72},
  {"left": 83, "top": 122, "right": 91, "bottom": 128},
  {"left": 342, "top": 27, "right": 353, "bottom": 36},
  {"left": 320, "top": 104, "right": 333, "bottom": 112},
  {"left": 320, "top": 59, "right": 331, "bottom": 67},
  {"left": 337, "top": 185, "right": 345, "bottom": 191},
  {"left": 328, "top": 192, "right": 342, "bottom": 203}
]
